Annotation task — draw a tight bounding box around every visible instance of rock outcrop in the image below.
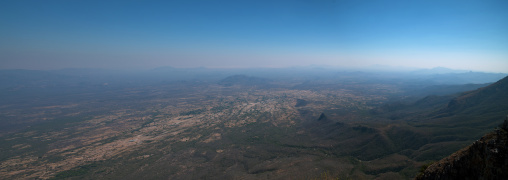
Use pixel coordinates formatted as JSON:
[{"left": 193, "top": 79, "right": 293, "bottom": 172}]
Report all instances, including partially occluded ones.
[
  {"left": 317, "top": 113, "right": 328, "bottom": 121},
  {"left": 416, "top": 116, "right": 508, "bottom": 180}
]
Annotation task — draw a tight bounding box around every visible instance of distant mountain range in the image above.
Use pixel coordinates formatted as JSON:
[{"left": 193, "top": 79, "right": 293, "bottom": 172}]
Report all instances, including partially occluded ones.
[
  {"left": 218, "top": 75, "right": 272, "bottom": 87},
  {"left": 410, "top": 67, "right": 470, "bottom": 74}
]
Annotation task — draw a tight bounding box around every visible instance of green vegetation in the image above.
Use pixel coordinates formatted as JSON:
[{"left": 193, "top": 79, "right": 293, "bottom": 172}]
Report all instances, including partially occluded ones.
[
  {"left": 418, "top": 161, "right": 435, "bottom": 176},
  {"left": 313, "top": 171, "right": 339, "bottom": 180},
  {"left": 1, "top": 70, "right": 506, "bottom": 179},
  {"left": 179, "top": 108, "right": 205, "bottom": 116},
  {"left": 51, "top": 163, "right": 98, "bottom": 179}
]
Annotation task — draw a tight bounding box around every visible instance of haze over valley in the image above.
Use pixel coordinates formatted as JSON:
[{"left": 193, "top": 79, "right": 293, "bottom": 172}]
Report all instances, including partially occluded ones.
[
  {"left": 1, "top": 0, "right": 508, "bottom": 179},
  {"left": 1, "top": 67, "right": 507, "bottom": 179}
]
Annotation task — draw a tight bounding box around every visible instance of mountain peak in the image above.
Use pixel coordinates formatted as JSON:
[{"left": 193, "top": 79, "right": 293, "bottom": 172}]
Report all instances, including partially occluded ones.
[{"left": 317, "top": 113, "right": 328, "bottom": 121}]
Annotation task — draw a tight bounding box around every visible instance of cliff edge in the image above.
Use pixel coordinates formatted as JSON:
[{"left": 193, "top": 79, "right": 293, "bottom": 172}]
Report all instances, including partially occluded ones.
[{"left": 416, "top": 116, "right": 508, "bottom": 180}]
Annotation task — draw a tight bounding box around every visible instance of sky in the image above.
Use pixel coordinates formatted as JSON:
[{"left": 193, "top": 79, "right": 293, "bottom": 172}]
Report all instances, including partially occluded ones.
[{"left": 1, "top": 0, "right": 508, "bottom": 72}]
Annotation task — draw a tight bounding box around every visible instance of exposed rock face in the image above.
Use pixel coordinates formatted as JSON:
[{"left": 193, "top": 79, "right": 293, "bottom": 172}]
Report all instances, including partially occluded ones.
[{"left": 416, "top": 117, "right": 508, "bottom": 180}]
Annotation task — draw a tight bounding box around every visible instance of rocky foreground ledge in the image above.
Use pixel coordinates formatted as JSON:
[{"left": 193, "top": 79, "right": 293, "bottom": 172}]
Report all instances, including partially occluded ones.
[{"left": 416, "top": 117, "right": 508, "bottom": 180}]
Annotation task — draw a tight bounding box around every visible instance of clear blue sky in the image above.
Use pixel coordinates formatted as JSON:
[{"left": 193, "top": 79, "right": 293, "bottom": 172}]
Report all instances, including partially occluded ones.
[{"left": 1, "top": 0, "right": 508, "bottom": 72}]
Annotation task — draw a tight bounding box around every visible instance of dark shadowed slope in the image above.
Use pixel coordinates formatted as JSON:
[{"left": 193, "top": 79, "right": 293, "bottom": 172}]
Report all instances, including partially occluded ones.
[
  {"left": 418, "top": 75, "right": 508, "bottom": 132},
  {"left": 440, "top": 76, "right": 508, "bottom": 116},
  {"left": 416, "top": 117, "right": 508, "bottom": 180}
]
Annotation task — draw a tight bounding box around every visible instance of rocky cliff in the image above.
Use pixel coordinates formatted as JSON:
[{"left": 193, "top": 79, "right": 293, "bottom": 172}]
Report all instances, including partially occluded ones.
[{"left": 416, "top": 117, "right": 508, "bottom": 180}]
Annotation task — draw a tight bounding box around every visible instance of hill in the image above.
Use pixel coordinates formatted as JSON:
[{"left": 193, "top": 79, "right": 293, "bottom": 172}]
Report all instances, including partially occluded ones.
[
  {"left": 442, "top": 76, "right": 508, "bottom": 116},
  {"left": 419, "top": 75, "right": 508, "bottom": 133},
  {"left": 218, "top": 75, "right": 272, "bottom": 87}
]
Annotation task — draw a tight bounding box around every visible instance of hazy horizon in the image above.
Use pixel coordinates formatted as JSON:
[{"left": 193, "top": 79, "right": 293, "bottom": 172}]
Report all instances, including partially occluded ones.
[{"left": 1, "top": 0, "right": 508, "bottom": 73}]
